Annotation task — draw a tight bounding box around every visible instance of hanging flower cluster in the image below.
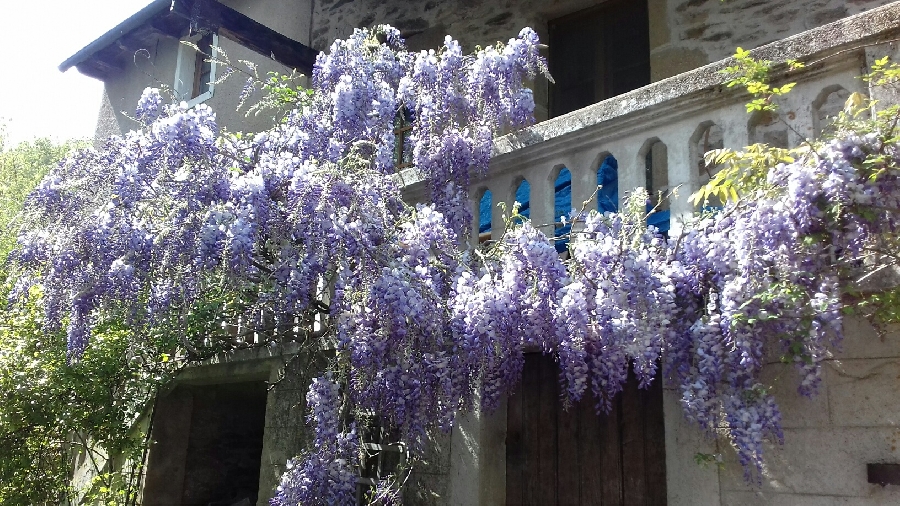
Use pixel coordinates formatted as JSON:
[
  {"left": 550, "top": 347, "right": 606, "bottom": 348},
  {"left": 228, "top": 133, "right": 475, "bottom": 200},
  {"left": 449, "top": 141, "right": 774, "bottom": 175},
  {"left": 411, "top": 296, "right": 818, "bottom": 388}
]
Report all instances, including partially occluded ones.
[
  {"left": 555, "top": 190, "right": 676, "bottom": 413},
  {"left": 12, "top": 24, "right": 900, "bottom": 499},
  {"left": 13, "top": 27, "right": 547, "bottom": 362},
  {"left": 272, "top": 376, "right": 359, "bottom": 505},
  {"left": 450, "top": 222, "right": 567, "bottom": 410}
]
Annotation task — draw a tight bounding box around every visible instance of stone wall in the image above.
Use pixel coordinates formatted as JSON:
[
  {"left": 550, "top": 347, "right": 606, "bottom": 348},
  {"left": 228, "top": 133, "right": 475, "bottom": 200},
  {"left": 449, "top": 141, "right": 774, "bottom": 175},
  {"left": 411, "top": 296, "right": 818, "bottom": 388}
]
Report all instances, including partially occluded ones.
[
  {"left": 307, "top": 0, "right": 898, "bottom": 82},
  {"left": 256, "top": 350, "right": 327, "bottom": 505},
  {"left": 713, "top": 318, "right": 900, "bottom": 505},
  {"left": 652, "top": 0, "right": 897, "bottom": 80},
  {"left": 301, "top": 0, "right": 899, "bottom": 120}
]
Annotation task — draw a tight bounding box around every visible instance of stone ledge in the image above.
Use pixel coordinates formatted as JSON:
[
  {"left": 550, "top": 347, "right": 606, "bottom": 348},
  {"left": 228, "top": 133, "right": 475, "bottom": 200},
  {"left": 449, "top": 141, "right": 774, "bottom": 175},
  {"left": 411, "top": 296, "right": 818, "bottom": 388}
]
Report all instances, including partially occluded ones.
[{"left": 174, "top": 342, "right": 305, "bottom": 385}]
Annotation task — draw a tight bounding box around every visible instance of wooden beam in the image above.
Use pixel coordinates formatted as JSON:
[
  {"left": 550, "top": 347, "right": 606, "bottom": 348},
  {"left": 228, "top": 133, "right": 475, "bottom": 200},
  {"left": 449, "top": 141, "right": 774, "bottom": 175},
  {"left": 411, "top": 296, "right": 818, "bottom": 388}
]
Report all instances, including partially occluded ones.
[
  {"left": 172, "top": 0, "right": 318, "bottom": 73},
  {"left": 75, "top": 57, "right": 125, "bottom": 80},
  {"left": 149, "top": 14, "right": 191, "bottom": 40}
]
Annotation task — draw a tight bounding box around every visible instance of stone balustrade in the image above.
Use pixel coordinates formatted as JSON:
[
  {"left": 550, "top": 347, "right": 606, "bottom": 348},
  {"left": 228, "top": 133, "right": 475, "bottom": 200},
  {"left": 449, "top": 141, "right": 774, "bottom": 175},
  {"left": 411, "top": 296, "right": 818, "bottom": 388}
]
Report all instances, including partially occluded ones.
[{"left": 401, "top": 2, "right": 900, "bottom": 245}]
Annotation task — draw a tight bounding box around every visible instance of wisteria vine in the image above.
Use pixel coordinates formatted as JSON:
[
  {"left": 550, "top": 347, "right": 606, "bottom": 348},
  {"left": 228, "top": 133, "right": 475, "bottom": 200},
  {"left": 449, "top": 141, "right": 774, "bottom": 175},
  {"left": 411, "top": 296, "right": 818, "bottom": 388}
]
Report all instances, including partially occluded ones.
[{"left": 10, "top": 24, "right": 900, "bottom": 502}]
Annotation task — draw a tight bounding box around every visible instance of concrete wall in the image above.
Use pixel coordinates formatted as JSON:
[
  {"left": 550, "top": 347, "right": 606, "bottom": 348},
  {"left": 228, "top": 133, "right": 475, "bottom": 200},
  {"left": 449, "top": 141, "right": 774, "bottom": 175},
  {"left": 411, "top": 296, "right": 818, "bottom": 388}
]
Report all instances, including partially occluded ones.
[
  {"left": 93, "top": 32, "right": 296, "bottom": 142},
  {"left": 220, "top": 0, "right": 314, "bottom": 45},
  {"left": 660, "top": 320, "right": 900, "bottom": 506},
  {"left": 207, "top": 36, "right": 298, "bottom": 136},
  {"left": 712, "top": 318, "right": 900, "bottom": 505},
  {"left": 94, "top": 35, "right": 180, "bottom": 142}
]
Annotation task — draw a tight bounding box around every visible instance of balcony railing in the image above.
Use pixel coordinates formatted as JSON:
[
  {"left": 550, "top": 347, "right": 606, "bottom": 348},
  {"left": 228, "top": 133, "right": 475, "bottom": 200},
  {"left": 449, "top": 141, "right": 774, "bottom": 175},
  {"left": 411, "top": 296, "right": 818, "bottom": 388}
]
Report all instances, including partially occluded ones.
[{"left": 401, "top": 1, "right": 900, "bottom": 241}]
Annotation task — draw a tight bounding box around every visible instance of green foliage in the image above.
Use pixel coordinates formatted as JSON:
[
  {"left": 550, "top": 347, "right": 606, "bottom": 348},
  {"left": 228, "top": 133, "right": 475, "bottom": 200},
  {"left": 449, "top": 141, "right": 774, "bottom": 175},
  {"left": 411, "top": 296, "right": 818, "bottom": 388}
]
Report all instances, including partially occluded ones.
[
  {"left": 693, "top": 48, "right": 805, "bottom": 206},
  {"left": 187, "top": 40, "right": 312, "bottom": 120},
  {"left": 864, "top": 55, "right": 900, "bottom": 87},
  {"left": 696, "top": 50, "right": 900, "bottom": 209},
  {"left": 692, "top": 143, "right": 796, "bottom": 206},
  {"left": 693, "top": 452, "right": 724, "bottom": 469},
  {"left": 722, "top": 47, "right": 804, "bottom": 113},
  {"left": 246, "top": 70, "right": 313, "bottom": 118},
  {"left": 0, "top": 129, "right": 174, "bottom": 505},
  {"left": 0, "top": 287, "right": 165, "bottom": 504}
]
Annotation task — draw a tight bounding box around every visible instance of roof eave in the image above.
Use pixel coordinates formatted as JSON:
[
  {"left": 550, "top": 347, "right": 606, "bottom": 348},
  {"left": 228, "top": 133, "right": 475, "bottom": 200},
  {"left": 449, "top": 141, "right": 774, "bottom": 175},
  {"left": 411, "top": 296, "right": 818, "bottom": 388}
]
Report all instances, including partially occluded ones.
[
  {"left": 58, "top": 0, "right": 174, "bottom": 74},
  {"left": 59, "top": 0, "right": 319, "bottom": 81}
]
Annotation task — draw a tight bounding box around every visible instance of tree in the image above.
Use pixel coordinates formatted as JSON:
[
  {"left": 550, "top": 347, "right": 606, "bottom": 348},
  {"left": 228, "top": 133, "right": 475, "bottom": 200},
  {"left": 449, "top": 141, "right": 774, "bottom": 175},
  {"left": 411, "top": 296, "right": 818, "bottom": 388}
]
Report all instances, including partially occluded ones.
[
  {"left": 7, "top": 26, "right": 900, "bottom": 503},
  {"left": 0, "top": 131, "right": 168, "bottom": 505}
]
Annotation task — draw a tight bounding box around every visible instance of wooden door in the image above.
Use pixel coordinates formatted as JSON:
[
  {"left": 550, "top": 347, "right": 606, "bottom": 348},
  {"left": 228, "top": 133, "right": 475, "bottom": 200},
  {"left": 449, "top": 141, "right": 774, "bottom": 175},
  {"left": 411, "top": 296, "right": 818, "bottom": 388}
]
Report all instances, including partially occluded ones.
[{"left": 506, "top": 353, "right": 667, "bottom": 505}]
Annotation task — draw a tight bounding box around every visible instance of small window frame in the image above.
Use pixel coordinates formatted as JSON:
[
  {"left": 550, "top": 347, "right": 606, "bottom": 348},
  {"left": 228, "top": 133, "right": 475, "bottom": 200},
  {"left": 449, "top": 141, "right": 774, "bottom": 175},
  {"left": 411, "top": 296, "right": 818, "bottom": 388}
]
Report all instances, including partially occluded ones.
[{"left": 173, "top": 32, "right": 219, "bottom": 107}]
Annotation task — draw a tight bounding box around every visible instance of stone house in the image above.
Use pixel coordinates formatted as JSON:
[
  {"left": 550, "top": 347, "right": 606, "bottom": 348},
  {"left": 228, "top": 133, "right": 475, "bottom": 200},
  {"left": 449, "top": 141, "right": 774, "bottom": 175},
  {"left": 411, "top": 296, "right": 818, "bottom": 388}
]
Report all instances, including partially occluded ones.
[{"left": 61, "top": 0, "right": 900, "bottom": 504}]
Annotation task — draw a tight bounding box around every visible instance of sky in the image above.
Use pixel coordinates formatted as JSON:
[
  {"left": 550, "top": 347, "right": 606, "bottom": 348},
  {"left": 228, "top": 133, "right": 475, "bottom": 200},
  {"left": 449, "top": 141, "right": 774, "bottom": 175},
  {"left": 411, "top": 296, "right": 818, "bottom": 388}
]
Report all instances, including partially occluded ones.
[{"left": 0, "top": 0, "right": 154, "bottom": 146}]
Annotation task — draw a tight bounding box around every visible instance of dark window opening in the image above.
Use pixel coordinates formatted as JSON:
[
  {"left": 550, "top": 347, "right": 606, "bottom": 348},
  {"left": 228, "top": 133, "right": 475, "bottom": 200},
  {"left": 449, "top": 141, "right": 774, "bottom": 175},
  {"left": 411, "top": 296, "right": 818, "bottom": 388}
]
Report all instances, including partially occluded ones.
[
  {"left": 554, "top": 168, "right": 572, "bottom": 253},
  {"left": 597, "top": 154, "right": 619, "bottom": 214},
  {"left": 548, "top": 0, "right": 651, "bottom": 118},
  {"left": 478, "top": 189, "right": 493, "bottom": 243},
  {"left": 143, "top": 382, "right": 268, "bottom": 506},
  {"left": 393, "top": 108, "right": 414, "bottom": 169},
  {"left": 192, "top": 33, "right": 215, "bottom": 98},
  {"left": 644, "top": 141, "right": 670, "bottom": 235},
  {"left": 749, "top": 110, "right": 789, "bottom": 149},
  {"left": 695, "top": 123, "right": 725, "bottom": 211},
  {"left": 514, "top": 179, "right": 531, "bottom": 223},
  {"left": 357, "top": 418, "right": 405, "bottom": 503}
]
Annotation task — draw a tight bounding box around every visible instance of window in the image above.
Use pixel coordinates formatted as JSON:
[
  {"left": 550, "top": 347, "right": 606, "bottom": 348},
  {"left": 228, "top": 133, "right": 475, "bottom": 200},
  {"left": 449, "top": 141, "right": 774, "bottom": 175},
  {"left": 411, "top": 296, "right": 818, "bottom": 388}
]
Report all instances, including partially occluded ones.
[
  {"left": 393, "top": 108, "right": 414, "bottom": 169},
  {"left": 548, "top": 0, "right": 650, "bottom": 117},
  {"left": 174, "top": 32, "right": 219, "bottom": 106}
]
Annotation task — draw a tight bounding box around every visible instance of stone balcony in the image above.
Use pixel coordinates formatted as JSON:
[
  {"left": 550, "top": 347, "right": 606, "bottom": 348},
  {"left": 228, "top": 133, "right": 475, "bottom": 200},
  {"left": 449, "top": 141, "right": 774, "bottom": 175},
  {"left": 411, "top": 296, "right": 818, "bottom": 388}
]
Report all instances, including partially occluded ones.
[{"left": 403, "top": 1, "right": 900, "bottom": 243}]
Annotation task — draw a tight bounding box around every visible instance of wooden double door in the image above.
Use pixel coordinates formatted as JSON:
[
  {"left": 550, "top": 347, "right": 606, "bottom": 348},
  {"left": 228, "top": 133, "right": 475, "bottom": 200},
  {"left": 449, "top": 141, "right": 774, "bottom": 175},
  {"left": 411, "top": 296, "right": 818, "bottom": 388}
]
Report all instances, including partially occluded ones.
[{"left": 506, "top": 354, "right": 667, "bottom": 505}]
